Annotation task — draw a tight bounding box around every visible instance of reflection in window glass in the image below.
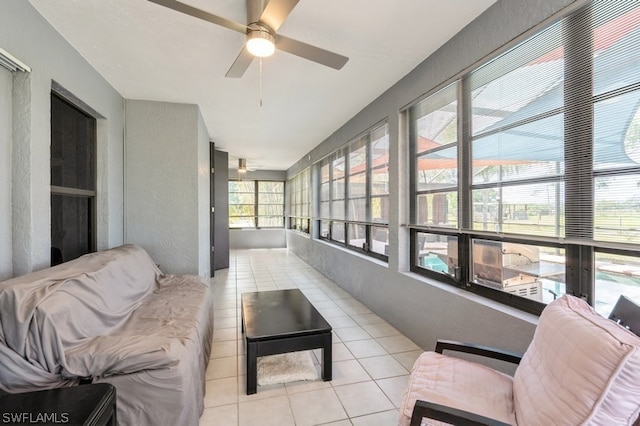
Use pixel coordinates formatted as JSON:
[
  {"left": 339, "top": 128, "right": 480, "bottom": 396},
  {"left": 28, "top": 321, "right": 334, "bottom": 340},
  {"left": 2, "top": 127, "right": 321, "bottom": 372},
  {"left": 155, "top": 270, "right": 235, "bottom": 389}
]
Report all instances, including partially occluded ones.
[
  {"left": 472, "top": 239, "right": 565, "bottom": 304},
  {"left": 594, "top": 252, "right": 640, "bottom": 317},
  {"left": 416, "top": 191, "right": 458, "bottom": 228},
  {"left": 416, "top": 232, "right": 458, "bottom": 277},
  {"left": 332, "top": 222, "right": 345, "bottom": 243},
  {"left": 371, "top": 226, "right": 389, "bottom": 256},
  {"left": 320, "top": 220, "right": 330, "bottom": 238},
  {"left": 348, "top": 224, "right": 366, "bottom": 249}
]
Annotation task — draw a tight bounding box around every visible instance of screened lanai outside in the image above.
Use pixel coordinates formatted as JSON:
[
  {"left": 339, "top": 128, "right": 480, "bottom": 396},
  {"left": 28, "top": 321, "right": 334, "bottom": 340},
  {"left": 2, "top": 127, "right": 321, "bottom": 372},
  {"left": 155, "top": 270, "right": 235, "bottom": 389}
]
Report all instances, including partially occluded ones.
[{"left": 411, "top": 1, "right": 640, "bottom": 315}]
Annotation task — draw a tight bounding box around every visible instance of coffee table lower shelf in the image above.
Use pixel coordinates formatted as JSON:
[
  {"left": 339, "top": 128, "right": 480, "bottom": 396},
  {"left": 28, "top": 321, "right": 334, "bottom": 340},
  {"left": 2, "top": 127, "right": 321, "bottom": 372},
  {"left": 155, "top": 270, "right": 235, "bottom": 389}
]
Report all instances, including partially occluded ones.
[{"left": 246, "top": 331, "right": 332, "bottom": 395}]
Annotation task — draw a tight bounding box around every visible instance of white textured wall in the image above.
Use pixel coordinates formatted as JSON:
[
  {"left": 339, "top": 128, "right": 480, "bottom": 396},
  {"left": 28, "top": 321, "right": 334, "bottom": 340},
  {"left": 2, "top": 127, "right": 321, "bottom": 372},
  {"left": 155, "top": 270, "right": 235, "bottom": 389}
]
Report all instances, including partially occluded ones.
[
  {"left": 0, "top": 67, "right": 12, "bottom": 280},
  {"left": 286, "top": 0, "right": 581, "bottom": 360},
  {"left": 125, "top": 100, "right": 209, "bottom": 276},
  {"left": 0, "top": 1, "right": 125, "bottom": 275},
  {"left": 230, "top": 229, "right": 286, "bottom": 249}
]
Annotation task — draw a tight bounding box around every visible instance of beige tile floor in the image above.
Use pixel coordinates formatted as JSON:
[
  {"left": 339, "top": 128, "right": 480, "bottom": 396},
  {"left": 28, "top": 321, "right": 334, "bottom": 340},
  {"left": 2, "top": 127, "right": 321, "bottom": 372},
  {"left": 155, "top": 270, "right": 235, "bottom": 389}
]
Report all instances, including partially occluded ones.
[{"left": 199, "top": 249, "right": 423, "bottom": 426}]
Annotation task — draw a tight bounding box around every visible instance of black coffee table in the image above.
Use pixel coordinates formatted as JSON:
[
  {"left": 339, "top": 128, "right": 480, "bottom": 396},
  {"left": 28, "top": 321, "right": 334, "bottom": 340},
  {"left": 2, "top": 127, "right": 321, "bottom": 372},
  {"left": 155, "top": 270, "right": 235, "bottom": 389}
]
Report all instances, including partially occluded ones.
[{"left": 241, "top": 289, "right": 332, "bottom": 394}]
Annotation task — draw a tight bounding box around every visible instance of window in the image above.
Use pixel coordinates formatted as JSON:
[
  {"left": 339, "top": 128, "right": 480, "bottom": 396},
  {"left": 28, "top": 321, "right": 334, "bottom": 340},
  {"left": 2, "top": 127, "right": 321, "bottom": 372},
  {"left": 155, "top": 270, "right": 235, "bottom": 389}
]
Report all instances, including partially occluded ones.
[
  {"left": 50, "top": 92, "right": 96, "bottom": 265},
  {"left": 409, "top": 2, "right": 640, "bottom": 314},
  {"left": 228, "top": 180, "right": 284, "bottom": 228},
  {"left": 287, "top": 168, "right": 311, "bottom": 233},
  {"left": 317, "top": 122, "right": 389, "bottom": 259}
]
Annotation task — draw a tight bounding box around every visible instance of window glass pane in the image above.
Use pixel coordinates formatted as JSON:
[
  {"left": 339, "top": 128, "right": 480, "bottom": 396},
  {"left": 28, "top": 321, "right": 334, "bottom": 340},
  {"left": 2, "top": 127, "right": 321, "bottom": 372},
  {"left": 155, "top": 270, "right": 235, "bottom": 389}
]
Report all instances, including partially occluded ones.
[
  {"left": 371, "top": 166, "right": 389, "bottom": 196},
  {"left": 320, "top": 220, "right": 330, "bottom": 238},
  {"left": 348, "top": 224, "right": 366, "bottom": 249},
  {"left": 472, "top": 239, "right": 566, "bottom": 304},
  {"left": 472, "top": 182, "right": 564, "bottom": 237},
  {"left": 50, "top": 94, "right": 96, "bottom": 191},
  {"left": 371, "top": 195, "right": 388, "bottom": 223},
  {"left": 348, "top": 198, "right": 366, "bottom": 221},
  {"left": 471, "top": 114, "right": 564, "bottom": 184},
  {"left": 230, "top": 193, "right": 254, "bottom": 204},
  {"left": 258, "top": 205, "right": 284, "bottom": 216},
  {"left": 320, "top": 201, "right": 330, "bottom": 219},
  {"left": 593, "top": 3, "right": 640, "bottom": 97},
  {"left": 332, "top": 222, "right": 345, "bottom": 243},
  {"left": 320, "top": 182, "right": 330, "bottom": 202},
  {"left": 259, "top": 192, "right": 284, "bottom": 204},
  {"left": 229, "top": 205, "right": 255, "bottom": 216},
  {"left": 412, "top": 84, "right": 457, "bottom": 146},
  {"left": 348, "top": 172, "right": 366, "bottom": 198},
  {"left": 51, "top": 194, "right": 91, "bottom": 263},
  {"left": 229, "top": 181, "right": 254, "bottom": 192},
  {"left": 594, "top": 251, "right": 640, "bottom": 316},
  {"left": 469, "top": 22, "right": 563, "bottom": 135},
  {"left": 259, "top": 181, "right": 284, "bottom": 193},
  {"left": 416, "top": 191, "right": 458, "bottom": 228},
  {"left": 416, "top": 232, "right": 458, "bottom": 277},
  {"left": 371, "top": 126, "right": 390, "bottom": 199},
  {"left": 333, "top": 199, "right": 345, "bottom": 220},
  {"left": 349, "top": 142, "right": 367, "bottom": 173},
  {"left": 371, "top": 226, "right": 388, "bottom": 256},
  {"left": 594, "top": 174, "right": 640, "bottom": 244},
  {"left": 417, "top": 146, "right": 457, "bottom": 190},
  {"left": 594, "top": 91, "right": 640, "bottom": 171}
]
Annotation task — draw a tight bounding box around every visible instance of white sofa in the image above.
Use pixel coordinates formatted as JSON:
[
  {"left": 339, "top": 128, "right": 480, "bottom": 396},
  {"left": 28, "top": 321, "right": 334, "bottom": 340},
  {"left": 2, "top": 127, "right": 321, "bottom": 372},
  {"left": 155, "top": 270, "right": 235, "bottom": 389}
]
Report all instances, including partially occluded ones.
[{"left": 0, "top": 244, "right": 214, "bottom": 425}]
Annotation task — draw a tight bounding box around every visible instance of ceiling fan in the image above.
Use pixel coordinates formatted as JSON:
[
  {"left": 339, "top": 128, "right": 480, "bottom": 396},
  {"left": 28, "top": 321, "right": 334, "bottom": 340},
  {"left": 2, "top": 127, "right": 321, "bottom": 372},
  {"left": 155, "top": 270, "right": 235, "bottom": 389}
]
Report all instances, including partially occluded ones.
[{"left": 148, "top": 0, "right": 349, "bottom": 78}]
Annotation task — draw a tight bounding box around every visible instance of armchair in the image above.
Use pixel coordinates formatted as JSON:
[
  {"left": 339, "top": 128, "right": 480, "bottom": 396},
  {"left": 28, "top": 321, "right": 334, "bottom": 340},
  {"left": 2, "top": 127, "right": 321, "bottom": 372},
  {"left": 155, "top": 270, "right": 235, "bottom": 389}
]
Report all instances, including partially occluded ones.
[{"left": 399, "top": 295, "right": 640, "bottom": 426}]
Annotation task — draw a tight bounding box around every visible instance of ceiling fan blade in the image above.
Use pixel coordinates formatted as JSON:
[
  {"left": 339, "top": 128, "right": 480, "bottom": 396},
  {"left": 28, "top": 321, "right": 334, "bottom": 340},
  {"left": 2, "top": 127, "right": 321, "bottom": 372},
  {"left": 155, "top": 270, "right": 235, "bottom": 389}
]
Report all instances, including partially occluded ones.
[
  {"left": 225, "top": 47, "right": 255, "bottom": 78},
  {"left": 277, "top": 35, "right": 348, "bottom": 70},
  {"left": 148, "top": 0, "right": 248, "bottom": 34},
  {"left": 259, "top": 0, "right": 299, "bottom": 32}
]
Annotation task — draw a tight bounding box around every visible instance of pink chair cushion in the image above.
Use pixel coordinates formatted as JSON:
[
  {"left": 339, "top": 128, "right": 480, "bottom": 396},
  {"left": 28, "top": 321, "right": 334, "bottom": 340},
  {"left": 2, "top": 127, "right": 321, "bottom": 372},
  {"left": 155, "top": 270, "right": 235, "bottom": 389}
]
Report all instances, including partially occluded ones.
[
  {"left": 513, "top": 295, "right": 640, "bottom": 425},
  {"left": 399, "top": 351, "right": 516, "bottom": 426}
]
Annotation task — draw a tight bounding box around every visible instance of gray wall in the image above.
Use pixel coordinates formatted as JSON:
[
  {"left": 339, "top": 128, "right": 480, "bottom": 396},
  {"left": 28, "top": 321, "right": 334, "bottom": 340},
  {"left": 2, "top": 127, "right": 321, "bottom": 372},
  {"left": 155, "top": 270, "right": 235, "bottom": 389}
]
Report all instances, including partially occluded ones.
[
  {"left": 287, "top": 0, "right": 583, "bottom": 358},
  {"left": 0, "top": 67, "right": 12, "bottom": 280},
  {"left": 124, "top": 100, "right": 210, "bottom": 277},
  {"left": 0, "top": 0, "right": 125, "bottom": 277}
]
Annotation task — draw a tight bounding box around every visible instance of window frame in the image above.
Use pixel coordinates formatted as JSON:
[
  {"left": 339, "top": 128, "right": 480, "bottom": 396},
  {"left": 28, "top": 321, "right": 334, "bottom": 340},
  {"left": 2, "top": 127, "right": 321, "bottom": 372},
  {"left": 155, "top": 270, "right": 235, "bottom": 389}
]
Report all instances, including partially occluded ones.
[
  {"left": 287, "top": 168, "right": 311, "bottom": 234},
  {"left": 228, "top": 179, "right": 285, "bottom": 229},
  {"left": 316, "top": 121, "right": 390, "bottom": 261},
  {"left": 408, "top": 2, "right": 640, "bottom": 315}
]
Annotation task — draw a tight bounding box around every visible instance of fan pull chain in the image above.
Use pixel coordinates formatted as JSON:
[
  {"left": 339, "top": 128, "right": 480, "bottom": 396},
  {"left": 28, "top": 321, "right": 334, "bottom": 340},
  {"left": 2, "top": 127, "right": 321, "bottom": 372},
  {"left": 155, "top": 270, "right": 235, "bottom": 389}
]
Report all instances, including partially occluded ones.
[{"left": 259, "top": 58, "right": 264, "bottom": 117}]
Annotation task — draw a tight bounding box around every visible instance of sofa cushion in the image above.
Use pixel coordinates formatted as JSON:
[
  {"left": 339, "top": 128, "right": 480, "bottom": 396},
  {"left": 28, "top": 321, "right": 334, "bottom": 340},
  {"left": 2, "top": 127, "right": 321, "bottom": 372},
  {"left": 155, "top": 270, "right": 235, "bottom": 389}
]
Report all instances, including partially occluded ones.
[
  {"left": 399, "top": 351, "right": 516, "bottom": 426},
  {"left": 513, "top": 295, "right": 640, "bottom": 425}
]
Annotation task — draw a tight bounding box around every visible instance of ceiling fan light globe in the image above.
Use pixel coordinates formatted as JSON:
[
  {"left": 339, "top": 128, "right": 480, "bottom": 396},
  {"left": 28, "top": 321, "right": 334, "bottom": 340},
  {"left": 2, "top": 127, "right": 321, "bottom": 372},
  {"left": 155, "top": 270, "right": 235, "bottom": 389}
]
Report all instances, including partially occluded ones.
[{"left": 246, "top": 30, "right": 275, "bottom": 57}]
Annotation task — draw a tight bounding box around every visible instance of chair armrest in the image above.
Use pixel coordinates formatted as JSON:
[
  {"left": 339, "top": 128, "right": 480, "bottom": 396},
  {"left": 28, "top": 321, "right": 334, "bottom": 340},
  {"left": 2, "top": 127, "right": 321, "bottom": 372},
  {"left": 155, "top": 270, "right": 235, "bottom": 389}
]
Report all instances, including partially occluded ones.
[
  {"left": 411, "top": 399, "right": 512, "bottom": 426},
  {"left": 435, "top": 339, "right": 523, "bottom": 364}
]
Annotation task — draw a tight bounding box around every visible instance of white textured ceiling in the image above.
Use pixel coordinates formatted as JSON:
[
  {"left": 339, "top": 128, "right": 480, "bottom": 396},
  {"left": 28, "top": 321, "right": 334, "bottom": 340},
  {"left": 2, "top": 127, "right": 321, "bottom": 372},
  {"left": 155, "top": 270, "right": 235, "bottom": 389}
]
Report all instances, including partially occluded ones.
[{"left": 29, "top": 0, "right": 496, "bottom": 171}]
